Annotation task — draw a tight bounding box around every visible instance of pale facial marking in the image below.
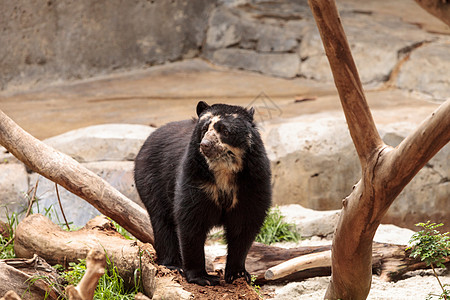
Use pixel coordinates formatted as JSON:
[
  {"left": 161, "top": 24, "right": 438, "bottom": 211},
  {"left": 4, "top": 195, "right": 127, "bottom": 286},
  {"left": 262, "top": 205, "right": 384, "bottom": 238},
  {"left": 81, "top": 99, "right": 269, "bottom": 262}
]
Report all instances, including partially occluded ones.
[
  {"left": 199, "top": 112, "right": 213, "bottom": 122},
  {"left": 199, "top": 114, "right": 245, "bottom": 209}
]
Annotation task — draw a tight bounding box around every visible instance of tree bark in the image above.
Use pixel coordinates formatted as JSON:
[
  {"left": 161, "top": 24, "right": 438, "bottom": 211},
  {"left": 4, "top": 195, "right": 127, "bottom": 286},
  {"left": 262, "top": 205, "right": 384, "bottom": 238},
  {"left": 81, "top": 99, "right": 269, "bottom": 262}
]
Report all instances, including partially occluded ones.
[
  {"left": 14, "top": 214, "right": 157, "bottom": 298},
  {"left": 65, "top": 249, "right": 106, "bottom": 300},
  {"left": 307, "top": 0, "right": 450, "bottom": 299},
  {"left": 0, "top": 109, "right": 154, "bottom": 245},
  {"left": 0, "top": 255, "right": 63, "bottom": 299},
  {"left": 415, "top": 0, "right": 450, "bottom": 27}
]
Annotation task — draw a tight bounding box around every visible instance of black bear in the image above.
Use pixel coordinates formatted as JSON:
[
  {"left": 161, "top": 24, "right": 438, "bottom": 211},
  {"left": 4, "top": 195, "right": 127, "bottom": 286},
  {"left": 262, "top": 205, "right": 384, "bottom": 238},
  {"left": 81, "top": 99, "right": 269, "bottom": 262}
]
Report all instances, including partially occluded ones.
[{"left": 134, "top": 101, "right": 271, "bottom": 286}]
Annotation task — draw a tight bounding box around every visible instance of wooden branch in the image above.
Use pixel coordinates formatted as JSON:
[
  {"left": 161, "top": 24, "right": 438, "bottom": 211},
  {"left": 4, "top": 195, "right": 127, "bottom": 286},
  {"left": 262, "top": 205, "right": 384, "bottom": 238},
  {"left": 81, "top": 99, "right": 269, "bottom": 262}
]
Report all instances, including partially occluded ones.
[
  {"left": 65, "top": 249, "right": 106, "bottom": 300},
  {"left": 265, "top": 250, "right": 331, "bottom": 280},
  {"left": 415, "top": 0, "right": 450, "bottom": 27},
  {"left": 385, "top": 100, "right": 450, "bottom": 200},
  {"left": 307, "top": 0, "right": 384, "bottom": 166},
  {"left": 308, "top": 1, "right": 450, "bottom": 299},
  {"left": 0, "top": 109, "right": 154, "bottom": 245},
  {"left": 0, "top": 291, "right": 21, "bottom": 300},
  {"left": 14, "top": 214, "right": 157, "bottom": 297}
]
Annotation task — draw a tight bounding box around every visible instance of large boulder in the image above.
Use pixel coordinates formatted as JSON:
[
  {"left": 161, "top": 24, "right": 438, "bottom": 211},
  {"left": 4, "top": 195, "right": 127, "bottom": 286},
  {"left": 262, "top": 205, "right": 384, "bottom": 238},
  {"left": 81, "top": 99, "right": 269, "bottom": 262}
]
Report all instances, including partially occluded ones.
[
  {"left": 266, "top": 113, "right": 361, "bottom": 210},
  {"left": 396, "top": 42, "right": 450, "bottom": 101},
  {"left": 379, "top": 122, "right": 450, "bottom": 230},
  {"left": 0, "top": 0, "right": 216, "bottom": 89},
  {"left": 0, "top": 124, "right": 152, "bottom": 226},
  {"left": 27, "top": 161, "right": 143, "bottom": 227},
  {"left": 266, "top": 114, "right": 450, "bottom": 231},
  {"left": 299, "top": 12, "right": 430, "bottom": 85},
  {"left": 0, "top": 163, "right": 28, "bottom": 223},
  {"left": 44, "top": 124, "right": 154, "bottom": 162}
]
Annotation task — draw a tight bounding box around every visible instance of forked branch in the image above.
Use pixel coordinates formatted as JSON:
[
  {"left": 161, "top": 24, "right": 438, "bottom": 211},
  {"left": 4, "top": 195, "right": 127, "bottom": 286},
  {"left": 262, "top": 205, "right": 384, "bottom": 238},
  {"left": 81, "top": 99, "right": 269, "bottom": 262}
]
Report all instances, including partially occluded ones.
[{"left": 308, "top": 0, "right": 450, "bottom": 299}]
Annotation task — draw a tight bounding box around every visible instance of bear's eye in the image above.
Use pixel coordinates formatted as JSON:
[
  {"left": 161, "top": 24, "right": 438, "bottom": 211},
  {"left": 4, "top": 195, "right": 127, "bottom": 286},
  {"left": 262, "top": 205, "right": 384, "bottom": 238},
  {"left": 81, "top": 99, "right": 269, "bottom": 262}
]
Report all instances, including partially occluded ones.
[
  {"left": 201, "top": 121, "right": 210, "bottom": 134},
  {"left": 221, "top": 127, "right": 230, "bottom": 137}
]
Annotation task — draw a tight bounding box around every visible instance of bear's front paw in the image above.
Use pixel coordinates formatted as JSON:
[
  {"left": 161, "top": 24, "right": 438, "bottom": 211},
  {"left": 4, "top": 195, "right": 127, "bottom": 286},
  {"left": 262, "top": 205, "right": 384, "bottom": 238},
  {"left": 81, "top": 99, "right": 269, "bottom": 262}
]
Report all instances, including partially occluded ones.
[
  {"left": 185, "top": 270, "right": 220, "bottom": 286},
  {"left": 225, "top": 269, "right": 251, "bottom": 284}
]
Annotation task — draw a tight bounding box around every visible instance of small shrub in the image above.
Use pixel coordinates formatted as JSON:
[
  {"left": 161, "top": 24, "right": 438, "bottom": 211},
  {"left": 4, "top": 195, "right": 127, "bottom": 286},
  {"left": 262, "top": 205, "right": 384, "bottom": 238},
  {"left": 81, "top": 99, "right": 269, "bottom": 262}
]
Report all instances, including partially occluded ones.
[{"left": 407, "top": 221, "right": 450, "bottom": 300}]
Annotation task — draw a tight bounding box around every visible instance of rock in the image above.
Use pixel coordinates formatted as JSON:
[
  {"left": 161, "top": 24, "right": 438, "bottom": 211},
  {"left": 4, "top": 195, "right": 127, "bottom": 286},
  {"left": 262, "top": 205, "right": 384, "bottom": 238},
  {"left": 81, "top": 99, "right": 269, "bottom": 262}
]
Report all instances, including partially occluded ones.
[
  {"left": 265, "top": 113, "right": 361, "bottom": 210},
  {"left": 0, "top": 163, "right": 28, "bottom": 223},
  {"left": 27, "top": 161, "right": 143, "bottom": 227},
  {"left": 44, "top": 124, "right": 154, "bottom": 163},
  {"left": 299, "top": 12, "right": 431, "bottom": 85},
  {"left": 207, "top": 48, "right": 299, "bottom": 78},
  {"left": 278, "top": 204, "right": 340, "bottom": 238},
  {"left": 83, "top": 161, "right": 142, "bottom": 206},
  {"left": 396, "top": 42, "right": 450, "bottom": 101},
  {"left": 373, "top": 224, "right": 415, "bottom": 245},
  {"left": 205, "top": 7, "right": 242, "bottom": 50},
  {"left": 266, "top": 115, "right": 449, "bottom": 232},
  {"left": 256, "top": 28, "right": 298, "bottom": 53},
  {"left": 379, "top": 122, "right": 450, "bottom": 231},
  {"left": 0, "top": 0, "right": 216, "bottom": 89}
]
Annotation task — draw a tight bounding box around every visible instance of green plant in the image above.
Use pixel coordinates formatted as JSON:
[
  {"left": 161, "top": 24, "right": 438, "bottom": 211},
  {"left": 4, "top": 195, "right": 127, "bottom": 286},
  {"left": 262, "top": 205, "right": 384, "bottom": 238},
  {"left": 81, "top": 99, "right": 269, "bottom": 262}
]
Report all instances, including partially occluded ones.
[
  {"left": 58, "top": 253, "right": 142, "bottom": 300},
  {"left": 407, "top": 221, "right": 450, "bottom": 300},
  {"left": 250, "top": 274, "right": 263, "bottom": 298},
  {"left": 108, "top": 218, "right": 135, "bottom": 240},
  {"left": 206, "top": 207, "right": 301, "bottom": 246},
  {"left": 255, "top": 207, "right": 301, "bottom": 245},
  {"left": 0, "top": 208, "right": 20, "bottom": 259}
]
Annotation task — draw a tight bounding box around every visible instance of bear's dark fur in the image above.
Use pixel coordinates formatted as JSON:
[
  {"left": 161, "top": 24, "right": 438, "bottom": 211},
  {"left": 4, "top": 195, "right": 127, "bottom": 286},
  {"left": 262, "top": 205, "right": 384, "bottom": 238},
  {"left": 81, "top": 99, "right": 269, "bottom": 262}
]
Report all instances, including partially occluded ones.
[{"left": 134, "top": 101, "right": 271, "bottom": 286}]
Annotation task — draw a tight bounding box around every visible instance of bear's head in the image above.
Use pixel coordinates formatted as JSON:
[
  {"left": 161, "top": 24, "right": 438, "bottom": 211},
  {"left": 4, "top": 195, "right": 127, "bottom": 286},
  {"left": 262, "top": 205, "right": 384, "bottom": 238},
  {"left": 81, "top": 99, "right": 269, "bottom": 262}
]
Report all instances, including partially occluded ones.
[{"left": 195, "top": 101, "right": 255, "bottom": 174}]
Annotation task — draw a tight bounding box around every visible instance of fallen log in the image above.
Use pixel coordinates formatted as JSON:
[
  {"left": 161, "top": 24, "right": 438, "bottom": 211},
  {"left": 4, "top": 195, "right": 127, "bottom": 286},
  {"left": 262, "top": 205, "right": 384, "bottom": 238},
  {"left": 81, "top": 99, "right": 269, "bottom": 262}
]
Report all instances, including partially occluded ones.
[
  {"left": 215, "top": 242, "right": 450, "bottom": 284},
  {"left": 14, "top": 214, "right": 157, "bottom": 298},
  {"left": 0, "top": 254, "right": 63, "bottom": 300},
  {"left": 13, "top": 214, "right": 258, "bottom": 299},
  {"left": 0, "top": 109, "right": 153, "bottom": 245}
]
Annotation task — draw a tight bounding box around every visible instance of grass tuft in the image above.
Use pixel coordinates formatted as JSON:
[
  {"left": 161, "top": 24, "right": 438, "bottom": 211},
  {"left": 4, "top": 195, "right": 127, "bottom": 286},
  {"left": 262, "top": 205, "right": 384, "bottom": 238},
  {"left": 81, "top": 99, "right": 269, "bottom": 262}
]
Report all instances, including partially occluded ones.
[{"left": 255, "top": 207, "right": 301, "bottom": 245}]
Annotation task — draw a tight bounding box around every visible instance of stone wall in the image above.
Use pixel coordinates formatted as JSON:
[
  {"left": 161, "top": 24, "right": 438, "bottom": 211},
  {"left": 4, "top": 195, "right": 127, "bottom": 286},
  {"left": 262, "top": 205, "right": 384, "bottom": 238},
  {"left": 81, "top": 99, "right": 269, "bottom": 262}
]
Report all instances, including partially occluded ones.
[{"left": 0, "top": 0, "right": 216, "bottom": 89}]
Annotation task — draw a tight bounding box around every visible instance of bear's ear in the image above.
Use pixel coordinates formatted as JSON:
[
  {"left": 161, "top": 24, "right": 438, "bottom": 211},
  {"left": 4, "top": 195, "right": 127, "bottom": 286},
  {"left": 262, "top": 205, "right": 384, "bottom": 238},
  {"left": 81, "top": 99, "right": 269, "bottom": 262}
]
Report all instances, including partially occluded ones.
[
  {"left": 196, "top": 101, "right": 210, "bottom": 117},
  {"left": 247, "top": 107, "right": 255, "bottom": 120}
]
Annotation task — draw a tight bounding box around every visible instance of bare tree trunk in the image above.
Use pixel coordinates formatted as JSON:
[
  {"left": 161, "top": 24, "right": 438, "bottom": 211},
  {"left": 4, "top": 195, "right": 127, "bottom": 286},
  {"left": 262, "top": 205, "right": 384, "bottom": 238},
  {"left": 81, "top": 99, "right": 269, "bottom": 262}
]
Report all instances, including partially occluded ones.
[
  {"left": 0, "top": 109, "right": 154, "bottom": 245},
  {"left": 307, "top": 0, "right": 450, "bottom": 299},
  {"left": 415, "top": 0, "right": 450, "bottom": 27}
]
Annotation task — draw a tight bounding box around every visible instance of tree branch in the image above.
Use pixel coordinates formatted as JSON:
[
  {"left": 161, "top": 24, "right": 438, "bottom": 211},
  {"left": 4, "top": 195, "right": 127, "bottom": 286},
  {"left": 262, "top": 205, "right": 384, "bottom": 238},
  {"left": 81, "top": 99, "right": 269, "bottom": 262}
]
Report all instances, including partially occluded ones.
[
  {"left": 415, "top": 0, "right": 450, "bottom": 27},
  {"left": 308, "top": 0, "right": 384, "bottom": 166},
  {"left": 0, "top": 109, "right": 154, "bottom": 245},
  {"left": 384, "top": 100, "right": 450, "bottom": 199}
]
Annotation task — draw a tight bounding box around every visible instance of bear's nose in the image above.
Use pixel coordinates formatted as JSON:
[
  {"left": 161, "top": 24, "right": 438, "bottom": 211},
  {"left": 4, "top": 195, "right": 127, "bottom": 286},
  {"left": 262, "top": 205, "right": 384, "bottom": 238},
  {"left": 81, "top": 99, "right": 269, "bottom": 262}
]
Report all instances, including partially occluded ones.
[{"left": 200, "top": 139, "right": 212, "bottom": 154}]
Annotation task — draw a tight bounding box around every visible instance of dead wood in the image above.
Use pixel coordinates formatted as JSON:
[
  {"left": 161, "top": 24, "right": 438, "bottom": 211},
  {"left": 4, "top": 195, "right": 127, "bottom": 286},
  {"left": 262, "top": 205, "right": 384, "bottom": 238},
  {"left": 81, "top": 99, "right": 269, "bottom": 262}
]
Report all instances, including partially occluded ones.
[
  {"left": 65, "top": 249, "right": 106, "bottom": 300},
  {"left": 265, "top": 250, "right": 332, "bottom": 280},
  {"left": 308, "top": 0, "right": 450, "bottom": 299},
  {"left": 14, "top": 214, "right": 157, "bottom": 298},
  {"left": 0, "top": 254, "right": 63, "bottom": 300},
  {"left": 0, "top": 109, "right": 153, "bottom": 245},
  {"left": 213, "top": 242, "right": 450, "bottom": 285},
  {"left": 0, "top": 291, "right": 21, "bottom": 300},
  {"left": 13, "top": 214, "right": 259, "bottom": 299}
]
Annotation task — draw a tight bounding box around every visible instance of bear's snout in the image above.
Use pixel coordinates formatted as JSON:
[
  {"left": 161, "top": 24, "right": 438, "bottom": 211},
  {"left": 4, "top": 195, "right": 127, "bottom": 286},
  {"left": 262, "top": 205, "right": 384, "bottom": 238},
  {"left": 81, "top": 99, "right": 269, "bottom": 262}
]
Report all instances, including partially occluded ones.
[{"left": 200, "top": 139, "right": 213, "bottom": 156}]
